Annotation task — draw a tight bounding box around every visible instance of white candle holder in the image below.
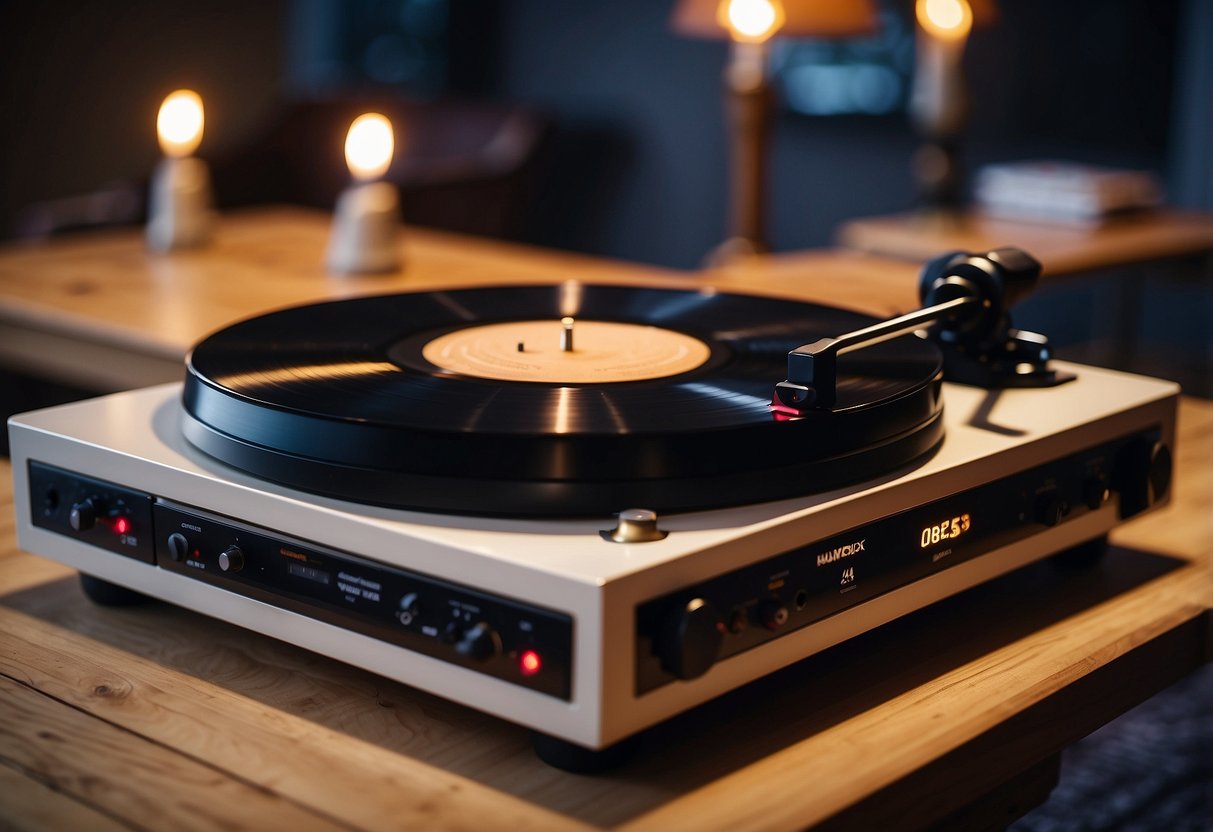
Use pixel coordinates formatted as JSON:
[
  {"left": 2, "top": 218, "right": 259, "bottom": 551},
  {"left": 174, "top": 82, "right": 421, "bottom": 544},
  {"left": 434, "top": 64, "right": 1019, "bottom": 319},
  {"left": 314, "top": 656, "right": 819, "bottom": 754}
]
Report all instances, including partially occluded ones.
[
  {"left": 325, "top": 181, "right": 401, "bottom": 274},
  {"left": 146, "top": 156, "right": 214, "bottom": 252}
]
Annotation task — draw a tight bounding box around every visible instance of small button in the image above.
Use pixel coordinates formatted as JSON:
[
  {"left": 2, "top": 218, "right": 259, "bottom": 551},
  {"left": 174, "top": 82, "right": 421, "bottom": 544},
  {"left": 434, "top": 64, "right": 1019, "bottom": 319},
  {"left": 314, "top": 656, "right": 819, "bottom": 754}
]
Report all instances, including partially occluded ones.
[
  {"left": 1035, "top": 493, "right": 1066, "bottom": 527},
  {"left": 1083, "top": 475, "right": 1110, "bottom": 511},
  {"left": 727, "top": 607, "right": 749, "bottom": 634}
]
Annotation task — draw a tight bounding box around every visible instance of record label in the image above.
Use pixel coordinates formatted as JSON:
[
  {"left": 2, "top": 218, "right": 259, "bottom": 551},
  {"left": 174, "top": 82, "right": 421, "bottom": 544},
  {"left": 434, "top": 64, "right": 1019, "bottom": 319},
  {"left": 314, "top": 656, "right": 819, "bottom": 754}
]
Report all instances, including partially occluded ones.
[{"left": 420, "top": 319, "right": 711, "bottom": 384}]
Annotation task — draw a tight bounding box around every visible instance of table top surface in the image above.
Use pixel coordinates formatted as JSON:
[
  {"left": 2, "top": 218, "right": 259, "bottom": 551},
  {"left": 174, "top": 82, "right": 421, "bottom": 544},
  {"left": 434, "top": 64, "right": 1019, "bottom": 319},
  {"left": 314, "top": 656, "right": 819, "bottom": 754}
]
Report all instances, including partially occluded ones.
[
  {"left": 836, "top": 209, "right": 1213, "bottom": 276},
  {"left": 1, "top": 210, "right": 1210, "bottom": 830},
  {"left": 0, "top": 206, "right": 921, "bottom": 391}
]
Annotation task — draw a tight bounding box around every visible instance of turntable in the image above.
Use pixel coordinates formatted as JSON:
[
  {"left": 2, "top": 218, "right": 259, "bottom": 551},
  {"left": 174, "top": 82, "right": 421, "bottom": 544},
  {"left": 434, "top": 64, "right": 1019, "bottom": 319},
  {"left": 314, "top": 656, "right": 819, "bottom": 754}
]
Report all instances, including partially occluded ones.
[{"left": 8, "top": 248, "right": 1177, "bottom": 770}]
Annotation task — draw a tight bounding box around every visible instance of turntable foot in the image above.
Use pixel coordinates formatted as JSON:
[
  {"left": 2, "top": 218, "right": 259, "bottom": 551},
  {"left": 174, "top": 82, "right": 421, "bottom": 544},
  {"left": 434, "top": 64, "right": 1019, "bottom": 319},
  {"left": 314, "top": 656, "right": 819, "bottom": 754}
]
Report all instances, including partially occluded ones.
[
  {"left": 1050, "top": 535, "right": 1108, "bottom": 570},
  {"left": 79, "top": 573, "right": 154, "bottom": 607},
  {"left": 530, "top": 731, "right": 637, "bottom": 773}
]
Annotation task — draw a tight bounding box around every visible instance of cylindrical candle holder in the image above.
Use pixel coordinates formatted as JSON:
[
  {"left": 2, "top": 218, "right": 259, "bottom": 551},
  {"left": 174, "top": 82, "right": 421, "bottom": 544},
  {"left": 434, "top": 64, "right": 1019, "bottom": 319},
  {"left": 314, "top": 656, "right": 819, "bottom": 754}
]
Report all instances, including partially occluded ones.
[
  {"left": 146, "top": 157, "right": 214, "bottom": 251},
  {"left": 325, "top": 181, "right": 402, "bottom": 274}
]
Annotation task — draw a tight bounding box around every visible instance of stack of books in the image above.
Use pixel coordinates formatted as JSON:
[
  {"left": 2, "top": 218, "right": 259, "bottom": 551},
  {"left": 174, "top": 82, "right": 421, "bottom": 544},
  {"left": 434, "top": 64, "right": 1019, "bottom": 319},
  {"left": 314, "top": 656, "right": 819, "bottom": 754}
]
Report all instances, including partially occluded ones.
[{"left": 974, "top": 161, "right": 1162, "bottom": 224}]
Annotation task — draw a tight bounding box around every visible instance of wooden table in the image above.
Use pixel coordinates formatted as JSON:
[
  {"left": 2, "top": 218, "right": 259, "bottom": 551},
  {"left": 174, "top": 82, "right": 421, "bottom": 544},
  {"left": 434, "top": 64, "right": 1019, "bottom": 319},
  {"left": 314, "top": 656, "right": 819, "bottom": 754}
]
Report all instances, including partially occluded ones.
[
  {"left": 0, "top": 207, "right": 916, "bottom": 394},
  {"left": 1, "top": 209, "right": 1210, "bottom": 830},
  {"left": 836, "top": 209, "right": 1213, "bottom": 277}
]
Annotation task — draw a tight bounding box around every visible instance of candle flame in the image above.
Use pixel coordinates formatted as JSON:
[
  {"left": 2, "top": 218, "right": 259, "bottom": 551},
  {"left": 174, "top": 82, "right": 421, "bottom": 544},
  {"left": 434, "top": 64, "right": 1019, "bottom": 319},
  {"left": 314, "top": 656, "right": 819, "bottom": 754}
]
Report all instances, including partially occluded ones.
[
  {"left": 916, "top": 0, "right": 972, "bottom": 40},
  {"left": 157, "top": 90, "right": 204, "bottom": 158},
  {"left": 344, "top": 113, "right": 394, "bottom": 181},
  {"left": 719, "top": 0, "right": 784, "bottom": 43}
]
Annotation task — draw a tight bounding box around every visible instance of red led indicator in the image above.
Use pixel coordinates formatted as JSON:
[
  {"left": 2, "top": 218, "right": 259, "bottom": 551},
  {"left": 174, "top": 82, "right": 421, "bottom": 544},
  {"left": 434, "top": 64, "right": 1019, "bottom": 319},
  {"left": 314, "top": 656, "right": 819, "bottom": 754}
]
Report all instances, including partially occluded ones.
[
  {"left": 112, "top": 517, "right": 130, "bottom": 535},
  {"left": 519, "top": 650, "right": 542, "bottom": 676}
]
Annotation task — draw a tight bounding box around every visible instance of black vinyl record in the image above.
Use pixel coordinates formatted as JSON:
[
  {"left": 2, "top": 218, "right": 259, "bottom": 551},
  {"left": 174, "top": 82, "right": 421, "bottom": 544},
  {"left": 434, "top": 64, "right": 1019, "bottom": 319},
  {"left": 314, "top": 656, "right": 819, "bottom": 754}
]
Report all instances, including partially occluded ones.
[{"left": 182, "top": 285, "right": 944, "bottom": 515}]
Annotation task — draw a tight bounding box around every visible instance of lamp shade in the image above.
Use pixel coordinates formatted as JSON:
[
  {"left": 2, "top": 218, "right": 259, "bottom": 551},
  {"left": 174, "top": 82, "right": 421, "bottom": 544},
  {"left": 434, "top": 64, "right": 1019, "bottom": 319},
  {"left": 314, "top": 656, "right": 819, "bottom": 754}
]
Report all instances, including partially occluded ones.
[
  {"left": 671, "top": 0, "right": 880, "bottom": 40},
  {"left": 962, "top": 0, "right": 998, "bottom": 28}
]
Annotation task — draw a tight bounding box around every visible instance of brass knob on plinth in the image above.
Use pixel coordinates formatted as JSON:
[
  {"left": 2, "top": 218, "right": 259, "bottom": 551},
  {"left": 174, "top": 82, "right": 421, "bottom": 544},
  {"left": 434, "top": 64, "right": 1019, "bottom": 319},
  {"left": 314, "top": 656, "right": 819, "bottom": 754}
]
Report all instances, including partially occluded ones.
[{"left": 601, "top": 509, "right": 668, "bottom": 544}]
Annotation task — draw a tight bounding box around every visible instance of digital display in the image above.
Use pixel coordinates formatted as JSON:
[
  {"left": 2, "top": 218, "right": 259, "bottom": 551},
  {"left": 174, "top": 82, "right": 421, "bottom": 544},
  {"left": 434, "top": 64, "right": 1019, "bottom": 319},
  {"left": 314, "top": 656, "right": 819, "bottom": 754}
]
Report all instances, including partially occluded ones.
[
  {"left": 919, "top": 513, "right": 972, "bottom": 548},
  {"left": 288, "top": 562, "right": 331, "bottom": 585}
]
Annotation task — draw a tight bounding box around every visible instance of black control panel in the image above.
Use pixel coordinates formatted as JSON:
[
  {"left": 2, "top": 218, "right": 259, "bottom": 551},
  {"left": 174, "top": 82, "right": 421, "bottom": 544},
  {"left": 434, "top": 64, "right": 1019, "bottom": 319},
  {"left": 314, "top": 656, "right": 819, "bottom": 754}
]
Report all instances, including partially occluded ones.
[
  {"left": 635, "top": 429, "right": 1171, "bottom": 693},
  {"left": 29, "top": 462, "right": 155, "bottom": 563},
  {"left": 24, "top": 461, "right": 573, "bottom": 700},
  {"left": 153, "top": 502, "right": 573, "bottom": 699}
]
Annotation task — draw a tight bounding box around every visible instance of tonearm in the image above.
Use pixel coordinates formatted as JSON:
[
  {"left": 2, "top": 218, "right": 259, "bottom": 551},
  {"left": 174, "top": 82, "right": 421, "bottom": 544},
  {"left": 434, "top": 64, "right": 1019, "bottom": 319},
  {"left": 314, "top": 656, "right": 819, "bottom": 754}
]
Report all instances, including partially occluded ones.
[{"left": 773, "top": 247, "right": 1074, "bottom": 413}]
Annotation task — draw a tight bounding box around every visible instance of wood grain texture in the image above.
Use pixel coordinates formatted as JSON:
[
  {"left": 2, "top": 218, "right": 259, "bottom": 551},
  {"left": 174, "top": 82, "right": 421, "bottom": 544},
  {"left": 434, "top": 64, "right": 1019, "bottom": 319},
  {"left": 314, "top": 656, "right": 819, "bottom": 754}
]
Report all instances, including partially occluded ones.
[
  {"left": 0, "top": 763, "right": 131, "bottom": 832},
  {"left": 0, "top": 598, "right": 587, "bottom": 832},
  {"left": 836, "top": 209, "right": 1213, "bottom": 277},
  {"left": 0, "top": 208, "right": 919, "bottom": 391},
  {"left": 699, "top": 248, "right": 921, "bottom": 316},
  {"left": 0, "top": 206, "right": 682, "bottom": 348},
  {"left": 0, "top": 675, "right": 351, "bottom": 832}
]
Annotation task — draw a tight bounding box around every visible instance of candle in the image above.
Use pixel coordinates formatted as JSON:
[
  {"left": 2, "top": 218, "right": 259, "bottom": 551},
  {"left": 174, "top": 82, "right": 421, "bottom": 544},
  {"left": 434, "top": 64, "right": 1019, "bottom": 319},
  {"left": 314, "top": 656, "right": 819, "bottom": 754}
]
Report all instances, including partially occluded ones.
[
  {"left": 146, "top": 89, "right": 214, "bottom": 251},
  {"left": 910, "top": 0, "right": 973, "bottom": 138},
  {"left": 326, "top": 113, "right": 401, "bottom": 274}
]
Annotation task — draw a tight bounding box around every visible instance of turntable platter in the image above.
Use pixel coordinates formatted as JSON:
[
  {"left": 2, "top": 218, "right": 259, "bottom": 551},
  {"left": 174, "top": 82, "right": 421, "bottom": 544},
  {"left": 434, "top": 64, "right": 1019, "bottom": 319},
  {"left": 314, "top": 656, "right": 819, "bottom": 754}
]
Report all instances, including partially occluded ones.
[{"left": 181, "top": 285, "right": 944, "bottom": 515}]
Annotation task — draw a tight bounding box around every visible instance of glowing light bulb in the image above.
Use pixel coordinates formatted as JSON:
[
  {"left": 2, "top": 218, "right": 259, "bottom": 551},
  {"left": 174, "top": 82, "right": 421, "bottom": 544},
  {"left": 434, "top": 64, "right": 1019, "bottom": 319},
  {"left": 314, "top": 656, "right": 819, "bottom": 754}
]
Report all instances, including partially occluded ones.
[
  {"left": 916, "top": 0, "right": 973, "bottom": 40},
  {"left": 720, "top": 0, "right": 784, "bottom": 43},
  {"left": 344, "top": 113, "right": 394, "bottom": 182},
  {"left": 157, "top": 90, "right": 204, "bottom": 158}
]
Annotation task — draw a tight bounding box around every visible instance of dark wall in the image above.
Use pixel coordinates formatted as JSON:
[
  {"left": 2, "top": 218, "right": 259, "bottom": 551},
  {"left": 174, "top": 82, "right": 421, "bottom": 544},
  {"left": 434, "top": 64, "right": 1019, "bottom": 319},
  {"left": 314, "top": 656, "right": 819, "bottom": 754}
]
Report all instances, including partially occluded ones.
[
  {"left": 0, "top": 1, "right": 286, "bottom": 240},
  {"left": 0, "top": 0, "right": 1194, "bottom": 270},
  {"left": 489, "top": 0, "right": 917, "bottom": 266},
  {"left": 488, "top": 0, "right": 1181, "bottom": 268}
]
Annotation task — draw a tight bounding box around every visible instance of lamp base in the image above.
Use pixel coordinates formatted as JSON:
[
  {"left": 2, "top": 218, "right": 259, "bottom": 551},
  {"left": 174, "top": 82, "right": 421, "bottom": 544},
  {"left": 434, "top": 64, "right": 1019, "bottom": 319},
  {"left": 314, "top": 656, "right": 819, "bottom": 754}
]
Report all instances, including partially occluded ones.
[
  {"left": 912, "top": 139, "right": 965, "bottom": 212},
  {"left": 703, "top": 235, "right": 768, "bottom": 268}
]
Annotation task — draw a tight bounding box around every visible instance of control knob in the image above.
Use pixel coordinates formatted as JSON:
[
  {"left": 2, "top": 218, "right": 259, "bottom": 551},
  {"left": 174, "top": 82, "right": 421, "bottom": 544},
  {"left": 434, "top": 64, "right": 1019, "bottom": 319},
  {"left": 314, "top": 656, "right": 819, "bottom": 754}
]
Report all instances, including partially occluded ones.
[
  {"left": 655, "top": 597, "right": 723, "bottom": 680},
  {"left": 167, "top": 533, "right": 190, "bottom": 562},
  {"left": 455, "top": 622, "right": 500, "bottom": 662},
  {"left": 397, "top": 592, "right": 421, "bottom": 625},
  {"left": 69, "top": 499, "right": 98, "bottom": 532},
  {"left": 1034, "top": 492, "right": 1067, "bottom": 527},
  {"left": 218, "top": 545, "right": 245, "bottom": 573},
  {"left": 1112, "top": 438, "right": 1172, "bottom": 519},
  {"left": 1083, "top": 473, "right": 1111, "bottom": 511}
]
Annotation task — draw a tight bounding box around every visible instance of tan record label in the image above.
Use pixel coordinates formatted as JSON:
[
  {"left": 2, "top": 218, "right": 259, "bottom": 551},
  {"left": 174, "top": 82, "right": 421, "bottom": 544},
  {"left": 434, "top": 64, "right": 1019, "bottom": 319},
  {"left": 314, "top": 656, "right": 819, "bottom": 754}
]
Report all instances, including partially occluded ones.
[{"left": 421, "top": 319, "right": 711, "bottom": 383}]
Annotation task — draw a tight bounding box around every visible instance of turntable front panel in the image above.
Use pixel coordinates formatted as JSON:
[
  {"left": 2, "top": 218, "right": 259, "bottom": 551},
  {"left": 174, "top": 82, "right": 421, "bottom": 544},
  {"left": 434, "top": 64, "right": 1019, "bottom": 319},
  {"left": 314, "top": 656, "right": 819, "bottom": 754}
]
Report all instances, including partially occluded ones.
[{"left": 8, "top": 362, "right": 1180, "bottom": 749}]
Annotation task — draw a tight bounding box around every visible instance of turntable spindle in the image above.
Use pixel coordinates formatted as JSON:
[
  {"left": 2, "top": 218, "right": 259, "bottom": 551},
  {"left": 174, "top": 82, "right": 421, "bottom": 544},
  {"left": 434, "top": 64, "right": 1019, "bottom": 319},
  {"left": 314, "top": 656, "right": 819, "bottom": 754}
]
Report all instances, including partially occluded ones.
[{"left": 561, "top": 317, "right": 575, "bottom": 352}]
